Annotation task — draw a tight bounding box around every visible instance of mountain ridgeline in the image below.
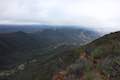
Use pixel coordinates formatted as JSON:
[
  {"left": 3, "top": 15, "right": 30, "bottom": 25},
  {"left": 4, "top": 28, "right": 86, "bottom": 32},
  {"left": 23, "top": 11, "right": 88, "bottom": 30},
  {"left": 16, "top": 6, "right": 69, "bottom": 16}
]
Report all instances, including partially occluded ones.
[
  {"left": 53, "top": 31, "right": 120, "bottom": 80},
  {"left": 0, "top": 26, "right": 100, "bottom": 80}
]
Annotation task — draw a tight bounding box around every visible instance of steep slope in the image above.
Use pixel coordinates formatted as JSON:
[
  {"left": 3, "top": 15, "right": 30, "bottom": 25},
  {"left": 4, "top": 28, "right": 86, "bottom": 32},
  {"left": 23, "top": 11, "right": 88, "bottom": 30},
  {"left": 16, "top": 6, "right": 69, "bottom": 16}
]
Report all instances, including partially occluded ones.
[
  {"left": 53, "top": 31, "right": 120, "bottom": 80},
  {"left": 83, "top": 31, "right": 120, "bottom": 80}
]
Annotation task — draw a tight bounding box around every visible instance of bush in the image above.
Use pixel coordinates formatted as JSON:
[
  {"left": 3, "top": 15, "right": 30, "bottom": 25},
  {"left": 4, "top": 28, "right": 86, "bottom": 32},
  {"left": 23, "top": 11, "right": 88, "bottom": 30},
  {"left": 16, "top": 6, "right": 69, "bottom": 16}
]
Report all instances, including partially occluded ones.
[
  {"left": 85, "top": 71, "right": 94, "bottom": 80},
  {"left": 91, "top": 47, "right": 105, "bottom": 59}
]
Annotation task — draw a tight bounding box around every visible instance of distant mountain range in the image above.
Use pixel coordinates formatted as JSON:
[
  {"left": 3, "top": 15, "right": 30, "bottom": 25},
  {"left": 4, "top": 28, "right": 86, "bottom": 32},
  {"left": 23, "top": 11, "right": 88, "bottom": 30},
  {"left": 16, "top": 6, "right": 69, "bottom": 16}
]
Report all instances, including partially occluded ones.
[
  {"left": 0, "top": 25, "right": 95, "bottom": 33},
  {"left": 0, "top": 25, "right": 51, "bottom": 33},
  {"left": 1, "top": 28, "right": 119, "bottom": 80},
  {"left": 0, "top": 26, "right": 100, "bottom": 72}
]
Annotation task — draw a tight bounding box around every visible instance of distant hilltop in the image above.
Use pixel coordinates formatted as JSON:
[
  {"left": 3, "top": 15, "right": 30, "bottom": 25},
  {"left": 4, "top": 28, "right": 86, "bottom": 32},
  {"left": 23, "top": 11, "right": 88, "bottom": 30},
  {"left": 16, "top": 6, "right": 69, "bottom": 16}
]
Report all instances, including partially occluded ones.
[{"left": 0, "top": 24, "right": 97, "bottom": 33}]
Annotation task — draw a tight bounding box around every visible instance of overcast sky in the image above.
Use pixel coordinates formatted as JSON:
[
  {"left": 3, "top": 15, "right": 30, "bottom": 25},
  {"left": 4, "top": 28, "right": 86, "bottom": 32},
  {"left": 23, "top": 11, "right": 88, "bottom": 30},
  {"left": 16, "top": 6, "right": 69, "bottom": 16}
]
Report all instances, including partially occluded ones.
[{"left": 0, "top": 0, "right": 120, "bottom": 32}]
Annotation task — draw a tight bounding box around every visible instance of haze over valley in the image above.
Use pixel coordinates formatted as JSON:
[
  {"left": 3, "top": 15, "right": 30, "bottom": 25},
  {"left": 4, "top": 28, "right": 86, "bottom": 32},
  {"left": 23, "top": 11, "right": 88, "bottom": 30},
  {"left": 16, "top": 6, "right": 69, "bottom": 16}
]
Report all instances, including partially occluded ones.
[
  {"left": 0, "top": 0, "right": 120, "bottom": 80},
  {"left": 0, "top": 25, "right": 101, "bottom": 80}
]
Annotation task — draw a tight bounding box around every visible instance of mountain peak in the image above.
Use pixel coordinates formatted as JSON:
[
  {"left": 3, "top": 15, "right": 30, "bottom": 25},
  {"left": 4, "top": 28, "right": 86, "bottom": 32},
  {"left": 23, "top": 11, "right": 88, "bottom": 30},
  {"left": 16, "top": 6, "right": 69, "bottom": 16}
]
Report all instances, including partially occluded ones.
[{"left": 15, "top": 31, "right": 26, "bottom": 35}]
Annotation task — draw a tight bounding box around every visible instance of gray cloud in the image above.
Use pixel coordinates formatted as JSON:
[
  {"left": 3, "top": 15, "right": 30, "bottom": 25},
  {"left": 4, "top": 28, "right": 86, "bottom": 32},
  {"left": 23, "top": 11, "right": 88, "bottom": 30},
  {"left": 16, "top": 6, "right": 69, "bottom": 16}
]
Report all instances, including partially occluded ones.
[{"left": 0, "top": 0, "right": 120, "bottom": 32}]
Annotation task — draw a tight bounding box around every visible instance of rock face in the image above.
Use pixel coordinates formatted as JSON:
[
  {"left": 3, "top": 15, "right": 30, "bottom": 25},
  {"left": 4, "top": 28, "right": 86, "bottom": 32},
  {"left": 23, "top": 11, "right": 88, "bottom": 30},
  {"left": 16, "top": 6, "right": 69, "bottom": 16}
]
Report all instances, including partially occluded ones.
[
  {"left": 17, "top": 64, "right": 25, "bottom": 71},
  {"left": 0, "top": 63, "right": 26, "bottom": 77}
]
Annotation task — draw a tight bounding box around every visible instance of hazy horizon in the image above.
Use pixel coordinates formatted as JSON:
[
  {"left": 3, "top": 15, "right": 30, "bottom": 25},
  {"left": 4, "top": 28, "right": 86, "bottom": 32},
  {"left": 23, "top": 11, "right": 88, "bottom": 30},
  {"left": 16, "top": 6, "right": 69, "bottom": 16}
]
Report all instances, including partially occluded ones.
[{"left": 0, "top": 0, "right": 120, "bottom": 33}]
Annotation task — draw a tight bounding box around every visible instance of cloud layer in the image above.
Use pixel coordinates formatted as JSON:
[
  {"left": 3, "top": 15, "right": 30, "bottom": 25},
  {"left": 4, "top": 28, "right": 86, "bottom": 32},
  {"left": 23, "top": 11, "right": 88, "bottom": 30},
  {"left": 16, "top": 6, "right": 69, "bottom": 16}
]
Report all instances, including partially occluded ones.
[{"left": 0, "top": 0, "right": 120, "bottom": 32}]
